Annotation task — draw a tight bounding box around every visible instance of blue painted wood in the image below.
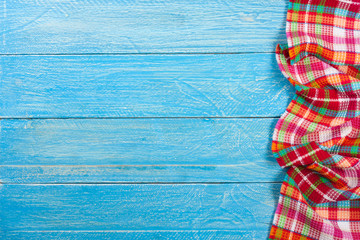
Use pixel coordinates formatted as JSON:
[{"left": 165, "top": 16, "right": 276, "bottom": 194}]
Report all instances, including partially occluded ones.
[
  {"left": 0, "top": 54, "right": 294, "bottom": 118},
  {"left": 1, "top": 1, "right": 291, "bottom": 238},
  {"left": 1, "top": 230, "right": 270, "bottom": 240},
  {"left": 0, "top": 165, "right": 286, "bottom": 184},
  {"left": 1, "top": 0, "right": 287, "bottom": 54},
  {"left": 0, "top": 183, "right": 281, "bottom": 236},
  {"left": 0, "top": 118, "right": 285, "bottom": 183}
]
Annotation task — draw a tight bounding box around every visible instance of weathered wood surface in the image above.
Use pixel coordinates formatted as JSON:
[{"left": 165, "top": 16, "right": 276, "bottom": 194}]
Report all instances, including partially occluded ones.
[
  {"left": 0, "top": 1, "right": 290, "bottom": 239},
  {"left": 0, "top": 118, "right": 286, "bottom": 183},
  {"left": 0, "top": 54, "right": 294, "bottom": 118},
  {"left": 1, "top": 165, "right": 286, "bottom": 184},
  {"left": 0, "top": 183, "right": 281, "bottom": 239},
  {"left": 1, "top": 0, "right": 287, "bottom": 54},
  {"left": 1, "top": 230, "right": 271, "bottom": 240}
]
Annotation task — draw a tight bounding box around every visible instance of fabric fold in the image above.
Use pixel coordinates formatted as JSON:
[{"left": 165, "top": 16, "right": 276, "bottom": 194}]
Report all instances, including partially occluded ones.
[{"left": 269, "top": 0, "right": 360, "bottom": 239}]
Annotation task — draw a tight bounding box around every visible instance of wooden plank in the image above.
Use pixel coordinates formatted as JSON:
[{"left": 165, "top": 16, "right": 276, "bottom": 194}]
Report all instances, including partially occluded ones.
[
  {"left": 1, "top": 230, "right": 270, "bottom": 240},
  {"left": 0, "top": 54, "right": 294, "bottom": 118},
  {"left": 0, "top": 165, "right": 286, "bottom": 184},
  {"left": 1, "top": 0, "right": 287, "bottom": 54},
  {"left": 0, "top": 183, "right": 280, "bottom": 236},
  {"left": 0, "top": 118, "right": 285, "bottom": 183},
  {"left": 0, "top": 118, "right": 285, "bottom": 182}
]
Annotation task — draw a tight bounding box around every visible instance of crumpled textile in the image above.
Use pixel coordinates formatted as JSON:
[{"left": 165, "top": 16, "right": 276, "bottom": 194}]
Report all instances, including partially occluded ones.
[{"left": 269, "top": 0, "right": 360, "bottom": 239}]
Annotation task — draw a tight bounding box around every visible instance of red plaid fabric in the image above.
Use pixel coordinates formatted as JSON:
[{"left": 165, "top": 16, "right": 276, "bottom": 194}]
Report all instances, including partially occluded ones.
[{"left": 270, "top": 0, "right": 360, "bottom": 239}]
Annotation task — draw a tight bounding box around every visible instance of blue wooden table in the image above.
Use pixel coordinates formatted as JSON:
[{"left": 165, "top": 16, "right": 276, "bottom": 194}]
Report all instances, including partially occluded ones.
[{"left": 0, "top": 1, "right": 295, "bottom": 239}]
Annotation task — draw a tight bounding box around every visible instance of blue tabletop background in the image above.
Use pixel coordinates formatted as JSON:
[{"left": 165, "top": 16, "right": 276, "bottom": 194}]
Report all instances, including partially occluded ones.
[{"left": 0, "top": 0, "right": 295, "bottom": 239}]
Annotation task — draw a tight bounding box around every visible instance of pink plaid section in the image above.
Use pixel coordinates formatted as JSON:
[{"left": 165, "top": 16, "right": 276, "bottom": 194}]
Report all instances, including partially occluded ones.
[{"left": 270, "top": 0, "right": 360, "bottom": 239}]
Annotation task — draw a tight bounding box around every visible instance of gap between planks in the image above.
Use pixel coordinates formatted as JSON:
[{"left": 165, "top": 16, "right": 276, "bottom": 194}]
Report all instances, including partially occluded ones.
[
  {"left": 0, "top": 182, "right": 283, "bottom": 185},
  {"left": 0, "top": 116, "right": 281, "bottom": 120},
  {"left": 0, "top": 52, "right": 276, "bottom": 56}
]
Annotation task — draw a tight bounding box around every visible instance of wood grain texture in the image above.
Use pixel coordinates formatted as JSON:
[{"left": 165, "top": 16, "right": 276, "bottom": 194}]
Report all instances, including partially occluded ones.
[
  {"left": 1, "top": 118, "right": 277, "bottom": 166},
  {"left": 0, "top": 54, "right": 294, "bottom": 118},
  {"left": 1, "top": 230, "right": 270, "bottom": 240},
  {"left": 0, "top": 183, "right": 281, "bottom": 237},
  {"left": 1, "top": 1, "right": 291, "bottom": 238},
  {"left": 0, "top": 165, "right": 286, "bottom": 184},
  {"left": 0, "top": 118, "right": 285, "bottom": 182},
  {"left": 1, "top": 0, "right": 287, "bottom": 54}
]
